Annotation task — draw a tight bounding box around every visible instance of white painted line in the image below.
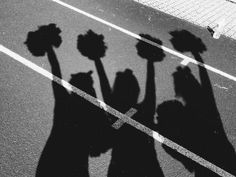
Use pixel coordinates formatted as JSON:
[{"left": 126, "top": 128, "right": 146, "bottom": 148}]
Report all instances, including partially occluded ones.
[
  {"left": 52, "top": 0, "right": 141, "bottom": 40},
  {"left": 98, "top": 100, "right": 108, "bottom": 111},
  {"left": 61, "top": 79, "right": 72, "bottom": 91},
  {"left": 0, "top": 45, "right": 53, "bottom": 85},
  {"left": 112, "top": 108, "right": 137, "bottom": 129},
  {"left": 180, "top": 58, "right": 191, "bottom": 66},
  {"left": 152, "top": 131, "right": 164, "bottom": 143},
  {"left": 1, "top": 44, "right": 234, "bottom": 177},
  {"left": 51, "top": 0, "right": 236, "bottom": 83}
]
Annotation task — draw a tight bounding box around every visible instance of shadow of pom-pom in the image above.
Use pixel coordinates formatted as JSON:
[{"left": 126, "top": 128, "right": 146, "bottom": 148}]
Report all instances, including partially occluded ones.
[
  {"left": 24, "top": 23, "right": 62, "bottom": 56},
  {"left": 77, "top": 30, "right": 107, "bottom": 60},
  {"left": 136, "top": 34, "right": 165, "bottom": 62},
  {"left": 169, "top": 30, "right": 206, "bottom": 54}
]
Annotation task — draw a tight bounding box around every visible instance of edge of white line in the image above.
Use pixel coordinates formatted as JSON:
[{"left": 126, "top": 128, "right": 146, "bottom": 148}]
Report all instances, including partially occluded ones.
[
  {"left": 51, "top": 0, "right": 236, "bottom": 83},
  {"left": 153, "top": 131, "right": 165, "bottom": 143},
  {"left": 1, "top": 44, "right": 235, "bottom": 177}
]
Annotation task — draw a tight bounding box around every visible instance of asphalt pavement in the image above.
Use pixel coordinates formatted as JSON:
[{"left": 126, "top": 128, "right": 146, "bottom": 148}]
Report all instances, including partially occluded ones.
[{"left": 1, "top": 0, "right": 236, "bottom": 177}]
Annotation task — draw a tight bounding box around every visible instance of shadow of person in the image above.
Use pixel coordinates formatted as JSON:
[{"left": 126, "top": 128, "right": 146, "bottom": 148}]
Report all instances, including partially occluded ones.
[
  {"left": 77, "top": 30, "right": 111, "bottom": 106},
  {"left": 157, "top": 100, "right": 195, "bottom": 173},
  {"left": 106, "top": 34, "right": 165, "bottom": 177},
  {"left": 67, "top": 71, "right": 109, "bottom": 176},
  {"left": 77, "top": 30, "right": 165, "bottom": 176},
  {"left": 163, "top": 29, "right": 236, "bottom": 176},
  {"left": 25, "top": 23, "right": 71, "bottom": 177},
  {"left": 25, "top": 24, "right": 107, "bottom": 177},
  {"left": 77, "top": 30, "right": 114, "bottom": 156}
]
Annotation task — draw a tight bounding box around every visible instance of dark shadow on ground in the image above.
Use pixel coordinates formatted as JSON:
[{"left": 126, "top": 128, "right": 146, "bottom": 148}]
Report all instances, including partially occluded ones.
[
  {"left": 77, "top": 30, "right": 165, "bottom": 177},
  {"left": 106, "top": 33, "right": 165, "bottom": 177},
  {"left": 157, "top": 29, "right": 236, "bottom": 177},
  {"left": 25, "top": 24, "right": 110, "bottom": 177}
]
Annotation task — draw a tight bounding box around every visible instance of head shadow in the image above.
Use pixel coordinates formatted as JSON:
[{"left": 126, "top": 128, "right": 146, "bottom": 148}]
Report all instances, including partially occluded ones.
[
  {"left": 157, "top": 100, "right": 185, "bottom": 140},
  {"left": 172, "top": 66, "right": 202, "bottom": 103},
  {"left": 156, "top": 99, "right": 195, "bottom": 172},
  {"left": 69, "top": 70, "right": 96, "bottom": 97},
  {"left": 112, "top": 68, "right": 140, "bottom": 111}
]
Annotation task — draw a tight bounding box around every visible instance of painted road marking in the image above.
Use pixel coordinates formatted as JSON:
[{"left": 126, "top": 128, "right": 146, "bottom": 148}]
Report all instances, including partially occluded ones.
[
  {"left": 112, "top": 108, "right": 137, "bottom": 129},
  {"left": 153, "top": 131, "right": 164, "bottom": 143},
  {"left": 98, "top": 99, "right": 108, "bottom": 111},
  {"left": 180, "top": 58, "right": 191, "bottom": 66},
  {"left": 51, "top": 0, "right": 236, "bottom": 84},
  {"left": 0, "top": 44, "right": 234, "bottom": 177}
]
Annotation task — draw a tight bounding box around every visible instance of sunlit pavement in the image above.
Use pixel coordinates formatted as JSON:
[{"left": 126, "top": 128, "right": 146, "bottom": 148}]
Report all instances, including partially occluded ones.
[
  {"left": 134, "top": 0, "right": 236, "bottom": 39},
  {"left": 1, "top": 0, "right": 236, "bottom": 177}
]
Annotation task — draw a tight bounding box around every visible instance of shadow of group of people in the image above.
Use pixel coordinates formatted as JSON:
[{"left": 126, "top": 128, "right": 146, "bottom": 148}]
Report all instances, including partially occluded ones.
[{"left": 25, "top": 24, "right": 236, "bottom": 177}]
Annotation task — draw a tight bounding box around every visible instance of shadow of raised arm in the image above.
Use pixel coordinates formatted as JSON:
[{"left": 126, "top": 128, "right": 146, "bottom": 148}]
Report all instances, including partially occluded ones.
[
  {"left": 76, "top": 30, "right": 111, "bottom": 104},
  {"left": 95, "top": 59, "right": 112, "bottom": 105},
  {"left": 136, "top": 34, "right": 165, "bottom": 127},
  {"left": 24, "top": 23, "right": 68, "bottom": 102},
  {"left": 142, "top": 60, "right": 156, "bottom": 116}
]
